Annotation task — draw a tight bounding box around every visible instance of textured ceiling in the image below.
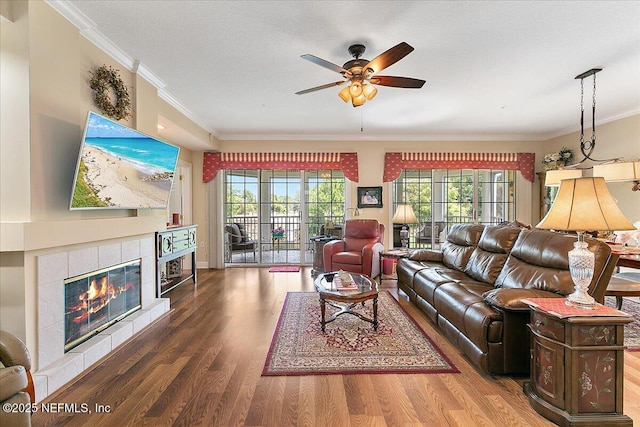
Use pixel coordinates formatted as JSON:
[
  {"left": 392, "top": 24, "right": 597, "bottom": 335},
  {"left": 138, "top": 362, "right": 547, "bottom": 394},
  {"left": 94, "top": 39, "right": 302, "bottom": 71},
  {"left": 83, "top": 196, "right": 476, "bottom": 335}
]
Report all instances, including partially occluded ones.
[{"left": 61, "top": 0, "right": 640, "bottom": 142}]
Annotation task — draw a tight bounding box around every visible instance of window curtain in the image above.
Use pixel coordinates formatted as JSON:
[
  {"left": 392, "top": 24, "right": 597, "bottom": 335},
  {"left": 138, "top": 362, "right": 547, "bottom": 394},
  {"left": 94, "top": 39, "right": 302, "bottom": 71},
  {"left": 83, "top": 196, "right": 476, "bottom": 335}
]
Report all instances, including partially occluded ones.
[
  {"left": 203, "top": 152, "right": 359, "bottom": 183},
  {"left": 383, "top": 152, "right": 535, "bottom": 182}
]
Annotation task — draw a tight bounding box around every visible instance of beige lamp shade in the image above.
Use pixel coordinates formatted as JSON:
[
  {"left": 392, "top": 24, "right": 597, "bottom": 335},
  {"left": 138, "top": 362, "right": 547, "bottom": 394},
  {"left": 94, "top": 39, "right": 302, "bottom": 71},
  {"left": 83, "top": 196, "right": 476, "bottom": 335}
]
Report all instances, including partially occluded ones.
[
  {"left": 537, "top": 177, "right": 634, "bottom": 231},
  {"left": 593, "top": 161, "right": 640, "bottom": 182},
  {"left": 392, "top": 204, "right": 418, "bottom": 224},
  {"left": 544, "top": 169, "right": 583, "bottom": 187}
]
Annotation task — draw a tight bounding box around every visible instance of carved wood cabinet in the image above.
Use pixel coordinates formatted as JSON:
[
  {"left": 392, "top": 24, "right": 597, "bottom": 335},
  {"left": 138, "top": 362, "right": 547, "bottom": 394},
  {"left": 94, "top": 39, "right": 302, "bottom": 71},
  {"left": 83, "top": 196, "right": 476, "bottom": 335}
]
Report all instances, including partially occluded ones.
[{"left": 523, "top": 304, "right": 633, "bottom": 426}]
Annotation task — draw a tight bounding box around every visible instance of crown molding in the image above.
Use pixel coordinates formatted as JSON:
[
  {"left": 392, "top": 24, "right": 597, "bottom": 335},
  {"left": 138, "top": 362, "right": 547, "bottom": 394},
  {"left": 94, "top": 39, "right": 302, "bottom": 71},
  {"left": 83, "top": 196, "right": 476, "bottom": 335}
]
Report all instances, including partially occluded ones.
[
  {"left": 542, "top": 108, "right": 640, "bottom": 141},
  {"left": 45, "top": 0, "right": 214, "bottom": 136},
  {"left": 217, "top": 132, "right": 546, "bottom": 142}
]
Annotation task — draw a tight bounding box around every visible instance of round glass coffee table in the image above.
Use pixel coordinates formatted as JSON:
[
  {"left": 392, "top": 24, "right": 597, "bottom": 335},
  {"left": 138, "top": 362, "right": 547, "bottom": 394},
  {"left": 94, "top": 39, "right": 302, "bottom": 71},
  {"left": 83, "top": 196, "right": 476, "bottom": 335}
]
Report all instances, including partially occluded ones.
[{"left": 313, "top": 272, "right": 379, "bottom": 332}]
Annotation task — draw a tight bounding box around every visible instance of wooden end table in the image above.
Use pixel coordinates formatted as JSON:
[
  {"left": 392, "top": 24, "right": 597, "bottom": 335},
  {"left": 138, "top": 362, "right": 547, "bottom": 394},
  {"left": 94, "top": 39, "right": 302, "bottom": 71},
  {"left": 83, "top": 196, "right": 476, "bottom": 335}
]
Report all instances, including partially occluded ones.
[
  {"left": 378, "top": 248, "right": 411, "bottom": 283},
  {"left": 522, "top": 298, "right": 634, "bottom": 426},
  {"left": 313, "top": 272, "right": 378, "bottom": 332}
]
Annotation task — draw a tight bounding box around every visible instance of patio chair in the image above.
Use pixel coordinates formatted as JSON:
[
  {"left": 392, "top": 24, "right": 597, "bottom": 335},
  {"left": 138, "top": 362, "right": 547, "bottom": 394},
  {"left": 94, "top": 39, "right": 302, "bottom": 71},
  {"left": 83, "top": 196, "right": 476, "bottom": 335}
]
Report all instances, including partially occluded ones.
[
  {"left": 225, "top": 223, "right": 257, "bottom": 261},
  {"left": 414, "top": 221, "right": 446, "bottom": 246}
]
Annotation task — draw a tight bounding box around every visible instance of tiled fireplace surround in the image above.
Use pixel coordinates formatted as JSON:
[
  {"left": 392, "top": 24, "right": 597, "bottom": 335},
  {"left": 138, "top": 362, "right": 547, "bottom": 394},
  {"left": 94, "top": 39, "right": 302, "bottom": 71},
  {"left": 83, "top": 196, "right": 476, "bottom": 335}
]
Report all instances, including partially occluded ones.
[{"left": 33, "top": 234, "right": 169, "bottom": 401}]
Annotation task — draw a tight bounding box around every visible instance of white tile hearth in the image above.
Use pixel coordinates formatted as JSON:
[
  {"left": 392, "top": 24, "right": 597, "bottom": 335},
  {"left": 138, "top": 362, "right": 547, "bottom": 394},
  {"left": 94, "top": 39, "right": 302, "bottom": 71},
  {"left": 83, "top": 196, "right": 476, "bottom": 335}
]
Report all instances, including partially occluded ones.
[{"left": 33, "top": 235, "right": 170, "bottom": 401}]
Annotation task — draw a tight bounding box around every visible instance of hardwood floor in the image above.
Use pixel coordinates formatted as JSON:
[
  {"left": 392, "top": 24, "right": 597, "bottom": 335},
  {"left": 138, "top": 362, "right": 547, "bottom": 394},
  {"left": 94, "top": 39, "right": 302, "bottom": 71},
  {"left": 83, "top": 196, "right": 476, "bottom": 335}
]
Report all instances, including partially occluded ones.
[{"left": 33, "top": 267, "right": 640, "bottom": 426}]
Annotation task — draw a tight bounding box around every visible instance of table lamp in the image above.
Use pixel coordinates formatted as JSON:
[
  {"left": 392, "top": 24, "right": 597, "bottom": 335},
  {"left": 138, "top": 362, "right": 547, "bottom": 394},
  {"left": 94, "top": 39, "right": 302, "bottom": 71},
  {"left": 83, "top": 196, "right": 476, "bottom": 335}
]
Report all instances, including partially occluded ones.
[
  {"left": 344, "top": 207, "right": 360, "bottom": 220},
  {"left": 392, "top": 203, "right": 418, "bottom": 248},
  {"left": 536, "top": 177, "right": 634, "bottom": 308}
]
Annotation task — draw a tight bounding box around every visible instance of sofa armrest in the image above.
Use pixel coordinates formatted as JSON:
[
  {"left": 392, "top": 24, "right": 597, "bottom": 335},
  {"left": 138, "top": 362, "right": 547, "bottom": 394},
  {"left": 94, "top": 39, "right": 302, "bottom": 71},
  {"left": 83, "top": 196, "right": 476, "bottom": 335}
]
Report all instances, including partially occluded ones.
[
  {"left": 362, "top": 242, "right": 384, "bottom": 278},
  {"left": 0, "top": 331, "right": 31, "bottom": 371},
  {"left": 323, "top": 239, "right": 345, "bottom": 272},
  {"left": 483, "top": 288, "right": 564, "bottom": 311},
  {"left": 408, "top": 249, "right": 443, "bottom": 263},
  {"left": 0, "top": 366, "right": 28, "bottom": 402},
  {"left": 0, "top": 331, "right": 34, "bottom": 404}
]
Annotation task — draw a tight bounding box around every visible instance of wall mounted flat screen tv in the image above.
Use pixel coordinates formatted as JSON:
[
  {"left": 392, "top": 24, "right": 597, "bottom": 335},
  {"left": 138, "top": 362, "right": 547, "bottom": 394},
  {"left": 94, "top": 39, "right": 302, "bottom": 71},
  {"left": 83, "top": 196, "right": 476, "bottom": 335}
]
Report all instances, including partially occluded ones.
[{"left": 70, "top": 111, "right": 180, "bottom": 210}]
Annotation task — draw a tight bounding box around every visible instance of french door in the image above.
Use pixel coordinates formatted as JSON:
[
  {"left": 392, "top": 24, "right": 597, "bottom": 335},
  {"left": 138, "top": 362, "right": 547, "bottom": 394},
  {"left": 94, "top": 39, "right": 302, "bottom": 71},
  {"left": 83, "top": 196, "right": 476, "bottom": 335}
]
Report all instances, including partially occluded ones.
[{"left": 223, "top": 169, "right": 345, "bottom": 265}]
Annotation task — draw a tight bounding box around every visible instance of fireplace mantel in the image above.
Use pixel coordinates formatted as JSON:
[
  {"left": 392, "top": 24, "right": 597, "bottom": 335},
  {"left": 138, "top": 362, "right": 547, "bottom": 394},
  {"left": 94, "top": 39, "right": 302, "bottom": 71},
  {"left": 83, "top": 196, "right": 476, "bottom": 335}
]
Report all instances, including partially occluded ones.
[{"left": 1, "top": 216, "right": 166, "bottom": 252}]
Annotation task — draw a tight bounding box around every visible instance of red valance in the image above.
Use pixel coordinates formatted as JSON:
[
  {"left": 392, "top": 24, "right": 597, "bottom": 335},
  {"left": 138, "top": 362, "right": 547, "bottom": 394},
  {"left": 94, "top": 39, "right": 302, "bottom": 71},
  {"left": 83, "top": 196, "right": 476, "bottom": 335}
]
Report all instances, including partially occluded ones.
[
  {"left": 383, "top": 152, "right": 535, "bottom": 183},
  {"left": 203, "top": 152, "right": 359, "bottom": 183}
]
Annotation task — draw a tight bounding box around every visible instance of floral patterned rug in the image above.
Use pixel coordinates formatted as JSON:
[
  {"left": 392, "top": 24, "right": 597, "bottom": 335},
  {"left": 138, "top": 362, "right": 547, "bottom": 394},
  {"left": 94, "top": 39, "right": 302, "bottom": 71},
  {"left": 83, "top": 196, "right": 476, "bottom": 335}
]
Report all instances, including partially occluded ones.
[
  {"left": 604, "top": 296, "right": 640, "bottom": 351},
  {"left": 262, "top": 291, "right": 458, "bottom": 375}
]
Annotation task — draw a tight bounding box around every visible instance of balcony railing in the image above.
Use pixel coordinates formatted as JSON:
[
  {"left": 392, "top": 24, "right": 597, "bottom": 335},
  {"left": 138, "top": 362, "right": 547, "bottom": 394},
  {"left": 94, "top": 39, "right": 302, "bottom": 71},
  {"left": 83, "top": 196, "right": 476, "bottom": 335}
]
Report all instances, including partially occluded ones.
[{"left": 227, "top": 214, "right": 345, "bottom": 248}]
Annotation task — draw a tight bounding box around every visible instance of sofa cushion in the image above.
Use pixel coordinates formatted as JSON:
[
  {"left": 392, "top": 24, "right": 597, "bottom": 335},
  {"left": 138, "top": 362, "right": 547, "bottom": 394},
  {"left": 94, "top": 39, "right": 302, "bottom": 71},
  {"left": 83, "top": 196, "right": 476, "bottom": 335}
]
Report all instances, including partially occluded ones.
[
  {"left": 408, "top": 249, "right": 443, "bottom": 262},
  {"left": 441, "top": 224, "right": 484, "bottom": 271},
  {"left": 413, "top": 268, "right": 457, "bottom": 305},
  {"left": 434, "top": 282, "right": 502, "bottom": 350},
  {"left": 434, "top": 267, "right": 473, "bottom": 283},
  {"left": 397, "top": 259, "right": 431, "bottom": 290},
  {"left": 464, "top": 226, "right": 522, "bottom": 284},
  {"left": 495, "top": 229, "right": 582, "bottom": 295},
  {"left": 495, "top": 255, "right": 575, "bottom": 294}
]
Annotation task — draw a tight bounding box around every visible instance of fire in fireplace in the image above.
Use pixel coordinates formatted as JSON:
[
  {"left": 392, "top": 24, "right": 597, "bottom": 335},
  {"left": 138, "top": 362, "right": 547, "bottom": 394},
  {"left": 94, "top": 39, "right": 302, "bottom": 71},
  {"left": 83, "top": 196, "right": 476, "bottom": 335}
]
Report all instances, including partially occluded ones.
[{"left": 64, "top": 259, "right": 141, "bottom": 352}]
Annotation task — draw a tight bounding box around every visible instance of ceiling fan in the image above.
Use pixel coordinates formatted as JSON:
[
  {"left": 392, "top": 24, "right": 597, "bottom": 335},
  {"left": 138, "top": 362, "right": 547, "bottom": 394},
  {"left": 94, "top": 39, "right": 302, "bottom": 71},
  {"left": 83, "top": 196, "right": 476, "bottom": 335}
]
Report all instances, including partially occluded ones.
[{"left": 295, "top": 42, "right": 426, "bottom": 107}]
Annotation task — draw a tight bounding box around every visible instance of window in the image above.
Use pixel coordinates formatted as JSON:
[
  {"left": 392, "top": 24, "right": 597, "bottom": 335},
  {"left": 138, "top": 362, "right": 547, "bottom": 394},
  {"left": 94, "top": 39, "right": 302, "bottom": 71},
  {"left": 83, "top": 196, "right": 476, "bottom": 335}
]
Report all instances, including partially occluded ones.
[{"left": 392, "top": 169, "right": 516, "bottom": 248}]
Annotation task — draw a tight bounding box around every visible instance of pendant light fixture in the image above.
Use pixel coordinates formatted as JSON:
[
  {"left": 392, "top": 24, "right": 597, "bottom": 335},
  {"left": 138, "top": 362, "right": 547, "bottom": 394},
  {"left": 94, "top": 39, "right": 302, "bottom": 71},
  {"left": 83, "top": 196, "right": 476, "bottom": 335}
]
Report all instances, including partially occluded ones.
[{"left": 545, "top": 68, "right": 621, "bottom": 187}]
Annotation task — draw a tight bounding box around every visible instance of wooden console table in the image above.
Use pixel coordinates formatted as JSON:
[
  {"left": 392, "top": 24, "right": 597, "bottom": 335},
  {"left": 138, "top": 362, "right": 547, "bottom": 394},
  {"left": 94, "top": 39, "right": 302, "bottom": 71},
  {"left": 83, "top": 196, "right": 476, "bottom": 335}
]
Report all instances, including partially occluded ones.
[
  {"left": 522, "top": 298, "right": 633, "bottom": 426},
  {"left": 156, "top": 225, "right": 197, "bottom": 297}
]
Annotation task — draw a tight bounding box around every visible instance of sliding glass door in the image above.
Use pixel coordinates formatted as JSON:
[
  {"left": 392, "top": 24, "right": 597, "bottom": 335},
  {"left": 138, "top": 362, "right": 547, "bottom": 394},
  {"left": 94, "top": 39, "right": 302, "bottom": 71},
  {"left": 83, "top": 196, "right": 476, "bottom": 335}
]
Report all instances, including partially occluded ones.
[{"left": 224, "top": 169, "right": 345, "bottom": 265}]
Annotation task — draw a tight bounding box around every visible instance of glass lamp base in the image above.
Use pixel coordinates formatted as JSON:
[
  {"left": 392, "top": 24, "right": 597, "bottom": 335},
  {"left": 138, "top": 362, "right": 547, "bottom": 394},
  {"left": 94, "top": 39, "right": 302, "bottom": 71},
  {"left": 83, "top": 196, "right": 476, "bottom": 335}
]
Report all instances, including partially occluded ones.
[
  {"left": 400, "top": 226, "right": 409, "bottom": 249},
  {"left": 566, "top": 236, "right": 596, "bottom": 309},
  {"left": 566, "top": 290, "right": 596, "bottom": 309}
]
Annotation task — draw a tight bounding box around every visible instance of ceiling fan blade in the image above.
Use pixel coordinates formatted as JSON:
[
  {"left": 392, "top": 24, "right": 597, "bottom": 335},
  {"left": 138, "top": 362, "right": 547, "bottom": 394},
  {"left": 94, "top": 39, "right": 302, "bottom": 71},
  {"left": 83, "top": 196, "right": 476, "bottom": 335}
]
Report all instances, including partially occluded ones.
[
  {"left": 300, "top": 54, "right": 352, "bottom": 76},
  {"left": 364, "top": 42, "right": 414, "bottom": 74},
  {"left": 370, "top": 75, "right": 426, "bottom": 88},
  {"left": 295, "top": 81, "right": 346, "bottom": 95}
]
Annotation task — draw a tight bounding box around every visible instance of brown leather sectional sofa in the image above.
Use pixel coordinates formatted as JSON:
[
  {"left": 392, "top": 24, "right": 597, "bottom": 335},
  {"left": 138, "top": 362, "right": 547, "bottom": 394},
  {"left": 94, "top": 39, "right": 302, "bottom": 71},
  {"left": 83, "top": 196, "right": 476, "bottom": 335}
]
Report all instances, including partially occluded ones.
[{"left": 396, "top": 223, "right": 618, "bottom": 376}]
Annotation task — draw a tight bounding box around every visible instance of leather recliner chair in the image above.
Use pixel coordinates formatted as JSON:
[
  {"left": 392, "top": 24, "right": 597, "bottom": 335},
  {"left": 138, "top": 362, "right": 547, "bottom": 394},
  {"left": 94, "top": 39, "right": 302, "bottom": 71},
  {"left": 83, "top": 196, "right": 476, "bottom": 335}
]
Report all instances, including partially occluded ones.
[
  {"left": 323, "top": 219, "right": 385, "bottom": 279},
  {"left": 0, "top": 331, "right": 34, "bottom": 427}
]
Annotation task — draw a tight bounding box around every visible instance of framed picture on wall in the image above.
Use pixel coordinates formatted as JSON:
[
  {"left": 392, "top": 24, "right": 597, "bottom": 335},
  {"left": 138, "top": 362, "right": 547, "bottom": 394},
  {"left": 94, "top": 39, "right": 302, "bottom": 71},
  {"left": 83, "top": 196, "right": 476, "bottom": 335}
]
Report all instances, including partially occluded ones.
[{"left": 357, "top": 186, "right": 383, "bottom": 208}]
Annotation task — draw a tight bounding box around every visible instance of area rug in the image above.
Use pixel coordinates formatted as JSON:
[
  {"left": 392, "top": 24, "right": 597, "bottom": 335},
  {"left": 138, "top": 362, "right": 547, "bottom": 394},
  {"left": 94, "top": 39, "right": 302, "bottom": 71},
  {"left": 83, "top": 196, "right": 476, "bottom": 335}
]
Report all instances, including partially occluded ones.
[
  {"left": 262, "top": 291, "right": 459, "bottom": 375},
  {"left": 269, "top": 266, "right": 300, "bottom": 273},
  {"left": 604, "top": 296, "right": 640, "bottom": 351}
]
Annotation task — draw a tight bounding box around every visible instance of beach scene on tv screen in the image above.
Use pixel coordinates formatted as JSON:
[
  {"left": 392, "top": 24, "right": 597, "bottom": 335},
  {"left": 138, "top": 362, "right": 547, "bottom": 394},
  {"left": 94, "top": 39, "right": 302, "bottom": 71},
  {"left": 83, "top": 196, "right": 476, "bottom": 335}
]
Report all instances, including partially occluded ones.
[{"left": 71, "top": 113, "right": 180, "bottom": 209}]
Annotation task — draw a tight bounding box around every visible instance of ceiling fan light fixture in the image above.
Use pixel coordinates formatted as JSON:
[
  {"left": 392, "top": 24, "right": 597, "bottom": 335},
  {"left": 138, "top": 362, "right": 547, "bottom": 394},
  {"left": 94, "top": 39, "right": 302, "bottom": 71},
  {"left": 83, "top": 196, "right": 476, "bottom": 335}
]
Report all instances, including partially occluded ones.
[
  {"left": 297, "top": 42, "right": 424, "bottom": 107},
  {"left": 352, "top": 94, "right": 366, "bottom": 107},
  {"left": 363, "top": 84, "right": 377, "bottom": 100},
  {"left": 349, "top": 81, "right": 363, "bottom": 97},
  {"left": 338, "top": 86, "right": 351, "bottom": 102}
]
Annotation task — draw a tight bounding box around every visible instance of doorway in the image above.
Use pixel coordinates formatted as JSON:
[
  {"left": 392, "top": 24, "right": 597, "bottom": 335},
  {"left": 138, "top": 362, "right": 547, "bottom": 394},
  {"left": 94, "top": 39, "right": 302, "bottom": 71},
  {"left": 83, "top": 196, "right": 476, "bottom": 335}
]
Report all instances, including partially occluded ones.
[{"left": 223, "top": 169, "right": 345, "bottom": 265}]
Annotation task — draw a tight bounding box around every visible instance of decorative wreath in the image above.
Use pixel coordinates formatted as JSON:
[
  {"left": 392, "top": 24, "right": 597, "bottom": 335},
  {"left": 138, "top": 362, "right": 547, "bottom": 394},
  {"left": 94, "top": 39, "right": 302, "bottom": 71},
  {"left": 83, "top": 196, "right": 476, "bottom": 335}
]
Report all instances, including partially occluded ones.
[{"left": 89, "top": 65, "right": 132, "bottom": 121}]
